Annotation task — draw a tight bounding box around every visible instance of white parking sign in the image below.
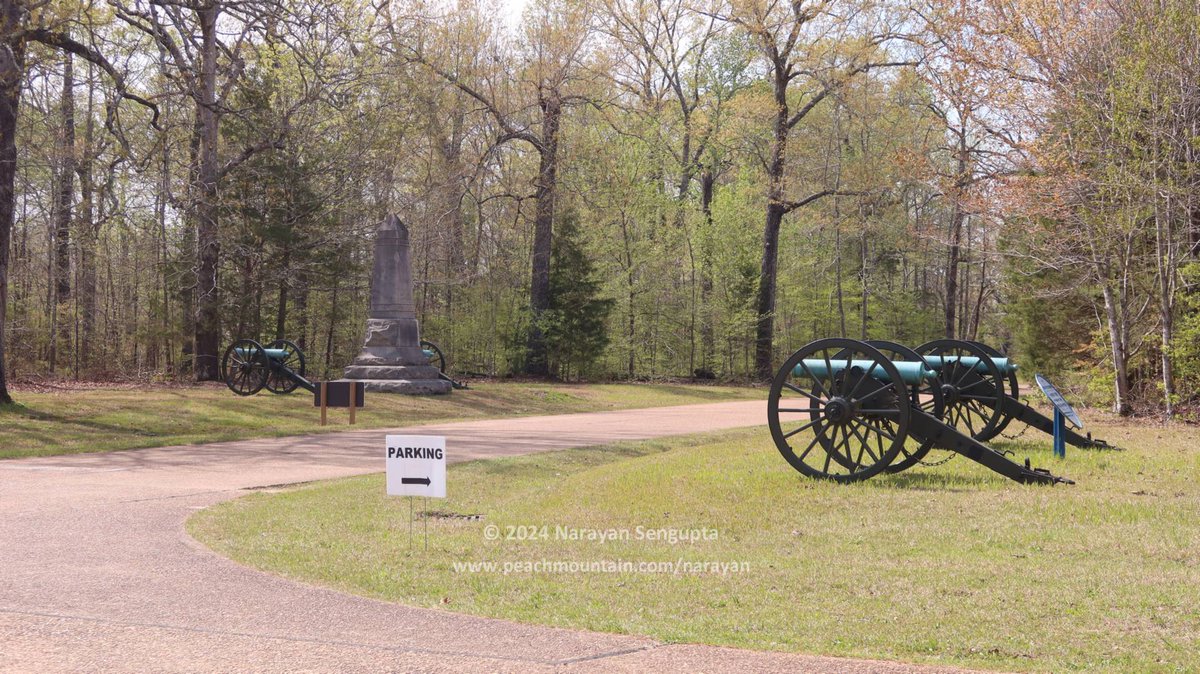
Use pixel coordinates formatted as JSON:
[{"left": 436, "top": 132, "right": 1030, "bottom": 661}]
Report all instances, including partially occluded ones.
[{"left": 385, "top": 435, "right": 446, "bottom": 498}]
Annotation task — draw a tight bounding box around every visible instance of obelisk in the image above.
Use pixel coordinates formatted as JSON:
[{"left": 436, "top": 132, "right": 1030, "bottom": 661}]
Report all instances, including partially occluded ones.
[{"left": 342, "top": 215, "right": 451, "bottom": 394}]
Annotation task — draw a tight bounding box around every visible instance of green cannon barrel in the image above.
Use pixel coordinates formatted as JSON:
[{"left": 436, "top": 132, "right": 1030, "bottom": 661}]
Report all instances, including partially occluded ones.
[
  {"left": 794, "top": 359, "right": 937, "bottom": 385},
  {"left": 234, "top": 347, "right": 291, "bottom": 361},
  {"left": 920, "top": 356, "right": 1017, "bottom": 374},
  {"left": 422, "top": 349, "right": 435, "bottom": 360}
]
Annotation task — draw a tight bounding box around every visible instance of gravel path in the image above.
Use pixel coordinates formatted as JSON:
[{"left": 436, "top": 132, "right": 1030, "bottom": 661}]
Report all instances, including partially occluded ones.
[{"left": 0, "top": 400, "right": 988, "bottom": 673}]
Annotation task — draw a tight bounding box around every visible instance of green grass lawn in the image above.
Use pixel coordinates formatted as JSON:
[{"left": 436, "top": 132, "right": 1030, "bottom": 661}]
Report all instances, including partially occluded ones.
[
  {"left": 191, "top": 414, "right": 1200, "bottom": 673},
  {"left": 0, "top": 382, "right": 760, "bottom": 459}
]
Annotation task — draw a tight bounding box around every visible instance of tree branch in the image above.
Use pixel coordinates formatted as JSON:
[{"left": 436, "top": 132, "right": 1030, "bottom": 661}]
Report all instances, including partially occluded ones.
[
  {"left": 218, "top": 136, "right": 286, "bottom": 179},
  {"left": 781, "top": 189, "right": 865, "bottom": 213},
  {"left": 27, "top": 29, "right": 161, "bottom": 129}
]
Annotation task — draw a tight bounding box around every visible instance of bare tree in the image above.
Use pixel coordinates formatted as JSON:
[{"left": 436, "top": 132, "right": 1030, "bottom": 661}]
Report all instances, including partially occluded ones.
[
  {"left": 0, "top": 0, "right": 156, "bottom": 403},
  {"left": 111, "top": 0, "right": 284, "bottom": 380},
  {"left": 716, "top": 0, "right": 913, "bottom": 378},
  {"left": 407, "top": 0, "right": 595, "bottom": 375}
]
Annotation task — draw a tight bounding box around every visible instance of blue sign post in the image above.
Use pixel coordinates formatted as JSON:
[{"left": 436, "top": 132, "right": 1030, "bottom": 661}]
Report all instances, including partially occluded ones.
[
  {"left": 1036, "top": 374, "right": 1083, "bottom": 459},
  {"left": 1051, "top": 407, "right": 1066, "bottom": 458}
]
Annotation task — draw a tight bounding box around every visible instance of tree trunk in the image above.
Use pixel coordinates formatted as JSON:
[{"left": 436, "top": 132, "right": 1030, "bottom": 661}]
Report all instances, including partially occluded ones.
[
  {"left": 620, "top": 213, "right": 636, "bottom": 377},
  {"left": 754, "top": 85, "right": 789, "bottom": 380},
  {"left": 54, "top": 53, "right": 74, "bottom": 307},
  {"left": 835, "top": 224, "right": 846, "bottom": 336},
  {"left": 860, "top": 228, "right": 868, "bottom": 339},
  {"left": 945, "top": 206, "right": 963, "bottom": 340},
  {"left": 0, "top": 5, "right": 23, "bottom": 404},
  {"left": 970, "top": 252, "right": 987, "bottom": 342},
  {"left": 77, "top": 76, "right": 96, "bottom": 372},
  {"left": 1155, "top": 206, "right": 1176, "bottom": 417},
  {"left": 945, "top": 130, "right": 969, "bottom": 339},
  {"left": 157, "top": 128, "right": 172, "bottom": 372},
  {"left": 193, "top": 4, "right": 222, "bottom": 380},
  {"left": 525, "top": 95, "right": 560, "bottom": 376},
  {"left": 1101, "top": 282, "right": 1132, "bottom": 416},
  {"left": 698, "top": 169, "right": 715, "bottom": 374},
  {"left": 295, "top": 271, "right": 309, "bottom": 352},
  {"left": 275, "top": 247, "right": 290, "bottom": 341},
  {"left": 323, "top": 282, "right": 338, "bottom": 379},
  {"left": 439, "top": 112, "right": 466, "bottom": 275}
]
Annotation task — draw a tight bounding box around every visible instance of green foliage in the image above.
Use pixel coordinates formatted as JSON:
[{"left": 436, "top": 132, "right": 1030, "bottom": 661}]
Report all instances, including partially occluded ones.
[
  {"left": 542, "top": 209, "right": 614, "bottom": 380},
  {"left": 1172, "top": 263, "right": 1200, "bottom": 408},
  {"left": 1000, "top": 222, "right": 1096, "bottom": 380}
]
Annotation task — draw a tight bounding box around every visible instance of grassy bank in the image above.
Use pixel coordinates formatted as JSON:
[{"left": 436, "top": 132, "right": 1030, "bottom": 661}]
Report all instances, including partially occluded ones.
[
  {"left": 191, "top": 415, "right": 1199, "bottom": 672},
  {"left": 0, "top": 382, "right": 760, "bottom": 459}
]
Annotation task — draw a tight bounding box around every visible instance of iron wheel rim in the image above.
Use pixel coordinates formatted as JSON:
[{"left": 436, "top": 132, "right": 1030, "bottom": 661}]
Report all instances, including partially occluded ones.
[
  {"left": 768, "top": 338, "right": 910, "bottom": 483},
  {"left": 916, "top": 339, "right": 1005, "bottom": 441},
  {"left": 221, "top": 339, "right": 269, "bottom": 396},
  {"left": 421, "top": 340, "right": 446, "bottom": 373},
  {"left": 264, "top": 339, "right": 305, "bottom": 394}
]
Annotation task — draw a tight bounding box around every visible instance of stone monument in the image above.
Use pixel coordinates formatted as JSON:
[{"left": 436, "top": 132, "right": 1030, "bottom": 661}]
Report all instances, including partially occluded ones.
[{"left": 342, "top": 215, "right": 452, "bottom": 394}]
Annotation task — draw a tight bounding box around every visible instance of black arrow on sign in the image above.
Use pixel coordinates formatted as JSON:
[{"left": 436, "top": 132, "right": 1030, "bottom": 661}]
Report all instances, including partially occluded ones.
[{"left": 401, "top": 477, "right": 431, "bottom": 485}]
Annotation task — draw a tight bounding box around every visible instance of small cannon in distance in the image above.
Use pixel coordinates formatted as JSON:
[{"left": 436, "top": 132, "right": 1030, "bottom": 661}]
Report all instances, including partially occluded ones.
[
  {"left": 221, "top": 339, "right": 312, "bottom": 396},
  {"left": 220, "top": 338, "right": 465, "bottom": 396},
  {"left": 421, "top": 340, "right": 468, "bottom": 390},
  {"left": 768, "top": 338, "right": 1077, "bottom": 485}
]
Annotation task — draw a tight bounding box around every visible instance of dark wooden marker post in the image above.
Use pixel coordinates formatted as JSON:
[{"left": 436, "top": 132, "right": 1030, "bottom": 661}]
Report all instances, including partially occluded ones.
[{"left": 315, "top": 381, "right": 364, "bottom": 426}]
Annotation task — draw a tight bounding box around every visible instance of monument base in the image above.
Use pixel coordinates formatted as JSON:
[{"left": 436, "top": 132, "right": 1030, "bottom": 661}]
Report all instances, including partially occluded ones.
[
  {"left": 343, "top": 364, "right": 451, "bottom": 395},
  {"left": 360, "top": 379, "right": 452, "bottom": 395}
]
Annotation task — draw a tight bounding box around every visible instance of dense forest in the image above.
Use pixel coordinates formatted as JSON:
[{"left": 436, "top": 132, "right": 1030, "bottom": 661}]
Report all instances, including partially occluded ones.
[{"left": 2, "top": 0, "right": 1199, "bottom": 416}]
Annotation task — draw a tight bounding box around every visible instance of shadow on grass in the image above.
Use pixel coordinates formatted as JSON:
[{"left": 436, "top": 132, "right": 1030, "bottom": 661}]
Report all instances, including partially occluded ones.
[
  {"left": 0, "top": 402, "right": 31, "bottom": 416},
  {"left": 873, "top": 469, "right": 1004, "bottom": 491},
  {"left": 0, "top": 398, "right": 152, "bottom": 436}
]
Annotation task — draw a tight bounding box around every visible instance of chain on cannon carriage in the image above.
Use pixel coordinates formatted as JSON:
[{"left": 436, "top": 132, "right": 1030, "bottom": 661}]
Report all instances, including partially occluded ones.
[{"left": 766, "top": 338, "right": 1115, "bottom": 486}]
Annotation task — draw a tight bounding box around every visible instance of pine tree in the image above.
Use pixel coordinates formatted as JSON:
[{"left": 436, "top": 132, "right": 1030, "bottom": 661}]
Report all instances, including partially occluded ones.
[{"left": 542, "top": 208, "right": 614, "bottom": 379}]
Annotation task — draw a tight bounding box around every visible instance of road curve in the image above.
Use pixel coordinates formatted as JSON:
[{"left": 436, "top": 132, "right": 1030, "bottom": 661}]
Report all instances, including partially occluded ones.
[{"left": 1, "top": 400, "right": 980, "bottom": 673}]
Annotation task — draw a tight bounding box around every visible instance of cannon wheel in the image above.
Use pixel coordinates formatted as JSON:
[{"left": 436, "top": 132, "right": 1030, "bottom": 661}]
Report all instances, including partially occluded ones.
[
  {"left": 916, "top": 339, "right": 1006, "bottom": 441},
  {"left": 969, "top": 340, "right": 1019, "bottom": 439},
  {"left": 264, "top": 339, "right": 305, "bottom": 395},
  {"left": 421, "top": 339, "right": 446, "bottom": 373},
  {"left": 769, "top": 338, "right": 910, "bottom": 483},
  {"left": 854, "top": 340, "right": 946, "bottom": 474},
  {"left": 221, "top": 339, "right": 269, "bottom": 396}
]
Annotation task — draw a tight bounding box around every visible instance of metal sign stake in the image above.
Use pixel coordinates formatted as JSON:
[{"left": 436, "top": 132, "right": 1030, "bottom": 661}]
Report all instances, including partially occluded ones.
[
  {"left": 319, "top": 382, "right": 328, "bottom": 426},
  {"left": 386, "top": 435, "right": 446, "bottom": 553},
  {"left": 1052, "top": 408, "right": 1066, "bottom": 458}
]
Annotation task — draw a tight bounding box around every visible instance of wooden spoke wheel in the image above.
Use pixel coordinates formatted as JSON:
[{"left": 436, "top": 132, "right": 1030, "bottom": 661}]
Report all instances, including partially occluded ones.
[
  {"left": 848, "top": 340, "right": 946, "bottom": 474},
  {"left": 769, "top": 338, "right": 910, "bottom": 483},
  {"left": 221, "top": 339, "right": 269, "bottom": 397},
  {"left": 421, "top": 340, "right": 446, "bottom": 373},
  {"left": 969, "top": 340, "right": 1019, "bottom": 439},
  {"left": 264, "top": 339, "right": 306, "bottom": 395},
  {"left": 916, "top": 339, "right": 1006, "bottom": 442}
]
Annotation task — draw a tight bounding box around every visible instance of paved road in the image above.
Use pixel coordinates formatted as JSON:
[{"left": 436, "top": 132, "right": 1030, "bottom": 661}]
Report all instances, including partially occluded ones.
[{"left": 1, "top": 400, "right": 978, "bottom": 673}]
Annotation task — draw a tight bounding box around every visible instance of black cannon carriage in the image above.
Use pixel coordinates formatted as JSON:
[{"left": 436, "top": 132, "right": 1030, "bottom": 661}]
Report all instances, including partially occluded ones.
[
  {"left": 766, "top": 338, "right": 1109, "bottom": 486},
  {"left": 220, "top": 338, "right": 462, "bottom": 396}
]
